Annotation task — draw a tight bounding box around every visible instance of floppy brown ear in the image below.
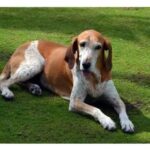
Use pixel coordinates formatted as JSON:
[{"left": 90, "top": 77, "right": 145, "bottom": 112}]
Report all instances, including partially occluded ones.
[
  {"left": 103, "top": 37, "right": 112, "bottom": 71},
  {"left": 65, "top": 38, "right": 78, "bottom": 69}
]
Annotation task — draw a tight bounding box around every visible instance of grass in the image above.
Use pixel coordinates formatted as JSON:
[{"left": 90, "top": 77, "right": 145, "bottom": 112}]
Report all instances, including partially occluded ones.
[{"left": 0, "top": 8, "right": 150, "bottom": 143}]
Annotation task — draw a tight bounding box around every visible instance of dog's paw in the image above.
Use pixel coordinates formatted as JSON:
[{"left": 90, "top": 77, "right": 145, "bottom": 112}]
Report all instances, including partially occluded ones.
[
  {"left": 121, "top": 119, "right": 134, "bottom": 133},
  {"left": 99, "top": 116, "right": 116, "bottom": 131},
  {"left": 29, "top": 84, "right": 42, "bottom": 96},
  {"left": 1, "top": 88, "right": 14, "bottom": 100}
]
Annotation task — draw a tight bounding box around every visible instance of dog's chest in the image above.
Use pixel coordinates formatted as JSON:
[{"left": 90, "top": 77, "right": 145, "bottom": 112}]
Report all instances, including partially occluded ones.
[{"left": 85, "top": 80, "right": 106, "bottom": 97}]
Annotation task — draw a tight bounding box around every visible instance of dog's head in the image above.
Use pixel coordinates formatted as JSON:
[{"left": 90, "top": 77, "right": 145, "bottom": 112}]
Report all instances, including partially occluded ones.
[{"left": 65, "top": 29, "right": 112, "bottom": 77}]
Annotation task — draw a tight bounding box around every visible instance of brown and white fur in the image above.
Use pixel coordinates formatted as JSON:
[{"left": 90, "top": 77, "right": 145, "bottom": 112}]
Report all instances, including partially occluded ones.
[{"left": 0, "top": 30, "right": 134, "bottom": 133}]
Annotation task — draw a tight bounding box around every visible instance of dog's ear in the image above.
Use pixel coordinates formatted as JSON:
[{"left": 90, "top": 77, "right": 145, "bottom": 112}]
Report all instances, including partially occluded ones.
[
  {"left": 65, "top": 38, "right": 79, "bottom": 69},
  {"left": 103, "top": 37, "right": 112, "bottom": 71}
]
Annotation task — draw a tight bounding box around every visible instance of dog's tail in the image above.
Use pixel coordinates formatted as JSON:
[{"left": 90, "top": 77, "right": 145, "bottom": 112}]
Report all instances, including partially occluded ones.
[{"left": 0, "top": 61, "right": 11, "bottom": 83}]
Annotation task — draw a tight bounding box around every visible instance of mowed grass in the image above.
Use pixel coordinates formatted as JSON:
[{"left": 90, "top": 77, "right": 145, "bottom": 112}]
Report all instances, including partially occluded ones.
[{"left": 0, "top": 8, "right": 150, "bottom": 143}]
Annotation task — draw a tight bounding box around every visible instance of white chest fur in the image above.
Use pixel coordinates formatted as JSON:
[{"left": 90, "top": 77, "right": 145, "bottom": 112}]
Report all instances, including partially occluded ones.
[
  {"left": 85, "top": 78, "right": 107, "bottom": 98},
  {"left": 71, "top": 66, "right": 108, "bottom": 101}
]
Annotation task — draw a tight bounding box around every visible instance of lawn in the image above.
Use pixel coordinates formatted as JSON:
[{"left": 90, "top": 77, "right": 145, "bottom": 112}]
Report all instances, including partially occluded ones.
[{"left": 0, "top": 8, "right": 150, "bottom": 143}]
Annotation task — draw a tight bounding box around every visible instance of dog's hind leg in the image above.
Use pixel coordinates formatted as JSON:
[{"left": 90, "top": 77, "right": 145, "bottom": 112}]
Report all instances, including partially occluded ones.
[
  {"left": 0, "top": 77, "right": 17, "bottom": 99},
  {"left": 0, "top": 41, "right": 45, "bottom": 100},
  {"left": 19, "top": 82, "right": 42, "bottom": 96},
  {"left": 0, "top": 63, "right": 44, "bottom": 100},
  {"left": 0, "top": 62, "right": 14, "bottom": 99}
]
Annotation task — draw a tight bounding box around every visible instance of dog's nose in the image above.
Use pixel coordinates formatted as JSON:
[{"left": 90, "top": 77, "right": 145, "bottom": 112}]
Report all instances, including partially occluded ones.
[{"left": 82, "top": 62, "right": 91, "bottom": 70}]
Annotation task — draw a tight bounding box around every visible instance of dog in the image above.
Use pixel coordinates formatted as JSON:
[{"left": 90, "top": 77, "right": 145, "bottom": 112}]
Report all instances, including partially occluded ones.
[{"left": 0, "top": 29, "right": 134, "bottom": 133}]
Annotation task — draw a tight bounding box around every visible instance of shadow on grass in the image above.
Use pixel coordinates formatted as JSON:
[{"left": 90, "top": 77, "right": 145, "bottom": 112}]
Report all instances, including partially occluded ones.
[
  {"left": 113, "top": 72, "right": 150, "bottom": 87},
  {"left": 0, "top": 8, "right": 149, "bottom": 42},
  {"left": 85, "top": 95, "right": 150, "bottom": 134}
]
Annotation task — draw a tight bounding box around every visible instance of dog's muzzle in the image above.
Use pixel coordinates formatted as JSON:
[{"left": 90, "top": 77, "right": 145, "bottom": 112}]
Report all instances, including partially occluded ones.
[
  {"left": 81, "top": 62, "right": 93, "bottom": 77},
  {"left": 82, "top": 62, "right": 91, "bottom": 70}
]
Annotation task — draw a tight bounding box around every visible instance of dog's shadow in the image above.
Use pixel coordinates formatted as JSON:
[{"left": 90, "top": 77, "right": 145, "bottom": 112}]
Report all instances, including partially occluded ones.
[
  {"left": 85, "top": 95, "right": 150, "bottom": 134},
  {"left": 41, "top": 89, "right": 150, "bottom": 134}
]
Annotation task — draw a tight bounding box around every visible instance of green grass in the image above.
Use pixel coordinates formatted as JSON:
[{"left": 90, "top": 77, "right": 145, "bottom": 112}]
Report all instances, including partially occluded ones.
[{"left": 0, "top": 8, "right": 150, "bottom": 143}]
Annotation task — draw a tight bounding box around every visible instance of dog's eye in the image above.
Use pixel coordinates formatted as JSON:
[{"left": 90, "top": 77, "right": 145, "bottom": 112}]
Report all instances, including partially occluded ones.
[
  {"left": 80, "top": 42, "right": 86, "bottom": 48},
  {"left": 95, "top": 44, "right": 102, "bottom": 50}
]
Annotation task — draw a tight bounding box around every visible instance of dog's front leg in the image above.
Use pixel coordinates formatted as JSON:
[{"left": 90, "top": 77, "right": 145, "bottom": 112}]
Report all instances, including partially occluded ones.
[
  {"left": 69, "top": 99, "right": 116, "bottom": 130},
  {"left": 69, "top": 77, "right": 116, "bottom": 131},
  {"left": 104, "top": 80, "right": 134, "bottom": 133}
]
